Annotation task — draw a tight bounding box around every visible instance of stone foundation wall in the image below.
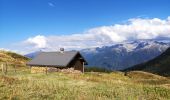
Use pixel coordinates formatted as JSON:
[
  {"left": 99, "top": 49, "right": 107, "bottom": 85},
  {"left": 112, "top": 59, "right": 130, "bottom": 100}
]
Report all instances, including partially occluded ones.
[
  {"left": 31, "top": 66, "right": 81, "bottom": 74},
  {"left": 31, "top": 66, "right": 47, "bottom": 73}
]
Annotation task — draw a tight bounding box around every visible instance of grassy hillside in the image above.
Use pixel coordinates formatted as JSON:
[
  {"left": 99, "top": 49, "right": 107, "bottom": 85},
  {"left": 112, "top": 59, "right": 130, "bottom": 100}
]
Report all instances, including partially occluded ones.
[
  {"left": 0, "top": 50, "right": 170, "bottom": 99},
  {"left": 0, "top": 69, "right": 170, "bottom": 100},
  {"left": 124, "top": 47, "right": 170, "bottom": 77},
  {"left": 0, "top": 50, "right": 29, "bottom": 66}
]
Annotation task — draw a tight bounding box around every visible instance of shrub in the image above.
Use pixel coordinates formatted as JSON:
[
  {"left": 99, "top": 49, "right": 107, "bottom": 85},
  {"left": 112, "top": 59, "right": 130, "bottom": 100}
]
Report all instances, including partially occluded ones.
[{"left": 85, "top": 66, "right": 111, "bottom": 72}]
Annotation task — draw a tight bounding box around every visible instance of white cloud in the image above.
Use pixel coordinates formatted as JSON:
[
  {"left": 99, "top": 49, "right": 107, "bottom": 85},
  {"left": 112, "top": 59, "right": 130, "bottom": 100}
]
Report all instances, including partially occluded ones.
[
  {"left": 24, "top": 35, "right": 47, "bottom": 49},
  {"left": 20, "top": 16, "right": 170, "bottom": 53},
  {"left": 48, "top": 2, "right": 55, "bottom": 7}
]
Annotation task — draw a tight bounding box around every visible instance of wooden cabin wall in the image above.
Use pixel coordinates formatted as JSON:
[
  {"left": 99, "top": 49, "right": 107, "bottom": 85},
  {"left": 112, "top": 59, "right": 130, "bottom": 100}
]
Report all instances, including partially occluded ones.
[{"left": 73, "top": 60, "right": 83, "bottom": 72}]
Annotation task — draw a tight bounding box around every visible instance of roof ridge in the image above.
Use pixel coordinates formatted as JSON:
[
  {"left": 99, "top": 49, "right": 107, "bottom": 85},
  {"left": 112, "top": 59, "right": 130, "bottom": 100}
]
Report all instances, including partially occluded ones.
[
  {"left": 40, "top": 51, "right": 78, "bottom": 53},
  {"left": 26, "top": 51, "right": 85, "bottom": 67}
]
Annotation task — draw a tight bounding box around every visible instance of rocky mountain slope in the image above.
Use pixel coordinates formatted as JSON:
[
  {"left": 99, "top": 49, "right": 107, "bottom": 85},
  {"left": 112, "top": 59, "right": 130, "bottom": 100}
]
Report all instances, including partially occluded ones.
[
  {"left": 81, "top": 40, "right": 170, "bottom": 70},
  {"left": 124, "top": 47, "right": 170, "bottom": 76}
]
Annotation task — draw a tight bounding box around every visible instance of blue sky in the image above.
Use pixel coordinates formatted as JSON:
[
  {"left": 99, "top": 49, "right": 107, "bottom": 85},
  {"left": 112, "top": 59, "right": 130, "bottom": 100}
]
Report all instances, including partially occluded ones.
[{"left": 0, "top": 0, "right": 170, "bottom": 53}]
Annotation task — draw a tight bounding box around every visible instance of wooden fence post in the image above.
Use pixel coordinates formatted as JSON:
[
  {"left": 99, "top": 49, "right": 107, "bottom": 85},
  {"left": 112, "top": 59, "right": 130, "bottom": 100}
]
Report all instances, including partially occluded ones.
[
  {"left": 14, "top": 65, "right": 16, "bottom": 73},
  {"left": 29, "top": 66, "right": 31, "bottom": 73},
  {"left": 46, "top": 66, "right": 48, "bottom": 75},
  {"left": 1, "top": 63, "right": 4, "bottom": 75},
  {"left": 5, "top": 62, "right": 8, "bottom": 74}
]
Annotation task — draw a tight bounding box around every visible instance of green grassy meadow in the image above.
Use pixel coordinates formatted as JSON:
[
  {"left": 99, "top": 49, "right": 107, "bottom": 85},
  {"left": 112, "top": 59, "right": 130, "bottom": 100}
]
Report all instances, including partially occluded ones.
[{"left": 0, "top": 67, "right": 170, "bottom": 100}]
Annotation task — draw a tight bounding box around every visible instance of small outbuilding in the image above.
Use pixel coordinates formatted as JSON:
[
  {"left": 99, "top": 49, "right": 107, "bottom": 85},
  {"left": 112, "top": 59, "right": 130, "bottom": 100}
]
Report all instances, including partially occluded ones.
[{"left": 26, "top": 49, "right": 88, "bottom": 73}]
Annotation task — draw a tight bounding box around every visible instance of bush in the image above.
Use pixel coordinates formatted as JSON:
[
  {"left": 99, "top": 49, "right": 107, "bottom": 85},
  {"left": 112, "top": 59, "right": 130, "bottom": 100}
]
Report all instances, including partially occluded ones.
[{"left": 85, "top": 66, "right": 111, "bottom": 72}]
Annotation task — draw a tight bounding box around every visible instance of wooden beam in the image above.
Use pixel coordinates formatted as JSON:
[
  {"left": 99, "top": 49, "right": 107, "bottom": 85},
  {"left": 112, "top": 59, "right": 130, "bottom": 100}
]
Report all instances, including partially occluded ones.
[
  {"left": 14, "top": 65, "right": 16, "bottom": 73},
  {"left": 5, "top": 62, "right": 8, "bottom": 74},
  {"left": 83, "top": 62, "right": 84, "bottom": 73},
  {"left": 46, "top": 66, "right": 47, "bottom": 75},
  {"left": 1, "top": 63, "right": 4, "bottom": 75}
]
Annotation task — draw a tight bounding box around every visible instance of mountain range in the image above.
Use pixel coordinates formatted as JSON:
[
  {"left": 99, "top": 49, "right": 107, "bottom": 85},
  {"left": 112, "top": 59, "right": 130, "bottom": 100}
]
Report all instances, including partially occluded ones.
[
  {"left": 25, "top": 51, "right": 42, "bottom": 59},
  {"left": 80, "top": 40, "right": 170, "bottom": 70},
  {"left": 25, "top": 39, "right": 170, "bottom": 70}
]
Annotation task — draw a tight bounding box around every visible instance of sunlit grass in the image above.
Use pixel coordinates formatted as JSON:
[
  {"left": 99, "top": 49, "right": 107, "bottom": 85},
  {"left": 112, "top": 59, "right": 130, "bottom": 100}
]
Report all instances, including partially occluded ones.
[{"left": 0, "top": 68, "right": 170, "bottom": 100}]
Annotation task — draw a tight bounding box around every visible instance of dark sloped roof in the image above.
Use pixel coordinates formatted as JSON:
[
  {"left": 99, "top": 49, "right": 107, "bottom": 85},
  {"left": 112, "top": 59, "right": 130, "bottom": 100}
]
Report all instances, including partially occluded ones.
[{"left": 27, "top": 51, "right": 87, "bottom": 67}]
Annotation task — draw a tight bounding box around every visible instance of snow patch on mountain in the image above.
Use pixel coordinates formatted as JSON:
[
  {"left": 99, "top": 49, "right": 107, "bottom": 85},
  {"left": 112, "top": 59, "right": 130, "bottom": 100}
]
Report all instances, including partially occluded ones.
[{"left": 81, "top": 40, "right": 170, "bottom": 70}]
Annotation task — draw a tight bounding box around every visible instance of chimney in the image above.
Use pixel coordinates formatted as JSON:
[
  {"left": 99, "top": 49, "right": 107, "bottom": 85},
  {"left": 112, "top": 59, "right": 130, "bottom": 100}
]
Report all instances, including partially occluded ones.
[{"left": 60, "top": 48, "right": 64, "bottom": 53}]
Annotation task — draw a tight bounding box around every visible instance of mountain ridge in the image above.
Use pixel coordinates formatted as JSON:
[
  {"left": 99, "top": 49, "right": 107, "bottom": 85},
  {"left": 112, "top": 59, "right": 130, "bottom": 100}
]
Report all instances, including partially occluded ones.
[
  {"left": 0, "top": 50, "right": 29, "bottom": 66},
  {"left": 81, "top": 40, "right": 170, "bottom": 70},
  {"left": 124, "top": 47, "right": 170, "bottom": 76}
]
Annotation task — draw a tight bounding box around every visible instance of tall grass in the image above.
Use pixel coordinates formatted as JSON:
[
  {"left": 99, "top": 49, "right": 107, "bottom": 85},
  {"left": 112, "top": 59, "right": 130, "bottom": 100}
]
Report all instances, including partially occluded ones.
[{"left": 0, "top": 69, "right": 170, "bottom": 100}]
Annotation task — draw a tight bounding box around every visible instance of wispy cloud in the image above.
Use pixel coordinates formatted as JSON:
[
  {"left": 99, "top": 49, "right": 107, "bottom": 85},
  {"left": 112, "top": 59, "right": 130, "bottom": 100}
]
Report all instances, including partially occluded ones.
[
  {"left": 16, "top": 16, "right": 170, "bottom": 53},
  {"left": 48, "top": 2, "right": 55, "bottom": 7}
]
